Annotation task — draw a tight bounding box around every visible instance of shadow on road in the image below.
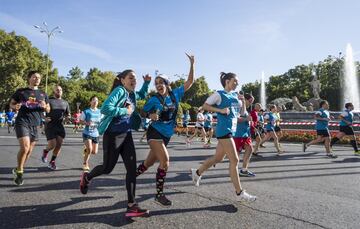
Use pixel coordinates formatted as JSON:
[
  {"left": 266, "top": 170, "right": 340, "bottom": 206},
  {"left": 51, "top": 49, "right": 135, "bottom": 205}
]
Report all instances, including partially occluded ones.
[{"left": 0, "top": 191, "right": 237, "bottom": 228}]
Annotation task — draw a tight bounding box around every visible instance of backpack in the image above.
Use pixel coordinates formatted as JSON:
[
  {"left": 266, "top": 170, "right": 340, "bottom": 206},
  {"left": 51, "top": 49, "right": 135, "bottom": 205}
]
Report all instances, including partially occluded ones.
[{"left": 154, "top": 91, "right": 178, "bottom": 123}]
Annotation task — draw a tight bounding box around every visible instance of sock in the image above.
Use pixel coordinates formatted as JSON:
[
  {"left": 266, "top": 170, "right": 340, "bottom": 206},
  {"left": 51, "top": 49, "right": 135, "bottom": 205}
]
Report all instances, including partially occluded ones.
[
  {"left": 236, "top": 190, "right": 243, "bottom": 196},
  {"left": 50, "top": 155, "right": 57, "bottom": 162},
  {"left": 196, "top": 169, "right": 201, "bottom": 176},
  {"left": 156, "top": 168, "right": 166, "bottom": 198},
  {"left": 15, "top": 168, "right": 23, "bottom": 174},
  {"left": 43, "top": 149, "right": 49, "bottom": 156},
  {"left": 350, "top": 140, "right": 359, "bottom": 151},
  {"left": 330, "top": 137, "right": 340, "bottom": 147},
  {"left": 135, "top": 162, "right": 148, "bottom": 177}
]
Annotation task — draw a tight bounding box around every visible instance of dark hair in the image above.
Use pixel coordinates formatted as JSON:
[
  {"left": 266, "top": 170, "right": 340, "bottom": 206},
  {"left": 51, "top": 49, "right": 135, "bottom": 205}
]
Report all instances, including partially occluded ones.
[
  {"left": 220, "top": 72, "right": 237, "bottom": 88},
  {"left": 269, "top": 104, "right": 276, "bottom": 111},
  {"left": 89, "top": 95, "right": 98, "bottom": 102},
  {"left": 345, "top": 102, "right": 353, "bottom": 109},
  {"left": 111, "top": 69, "right": 134, "bottom": 92},
  {"left": 320, "top": 100, "right": 328, "bottom": 107},
  {"left": 27, "top": 71, "right": 40, "bottom": 80},
  {"left": 244, "top": 93, "right": 254, "bottom": 101}
]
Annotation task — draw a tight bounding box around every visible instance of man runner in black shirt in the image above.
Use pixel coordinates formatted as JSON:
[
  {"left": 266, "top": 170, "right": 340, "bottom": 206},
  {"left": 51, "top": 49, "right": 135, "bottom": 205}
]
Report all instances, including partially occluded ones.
[
  {"left": 41, "top": 85, "right": 71, "bottom": 170},
  {"left": 10, "top": 71, "right": 50, "bottom": 186}
]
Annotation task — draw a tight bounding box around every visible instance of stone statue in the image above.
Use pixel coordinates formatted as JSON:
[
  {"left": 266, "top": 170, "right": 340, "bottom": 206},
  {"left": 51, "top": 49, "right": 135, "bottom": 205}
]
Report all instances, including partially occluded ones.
[
  {"left": 292, "top": 96, "right": 307, "bottom": 111},
  {"left": 309, "top": 74, "right": 321, "bottom": 99}
]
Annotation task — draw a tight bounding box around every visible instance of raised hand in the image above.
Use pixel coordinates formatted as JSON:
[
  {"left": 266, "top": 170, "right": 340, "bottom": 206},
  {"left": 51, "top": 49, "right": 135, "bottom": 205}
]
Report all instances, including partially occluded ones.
[
  {"left": 185, "top": 53, "right": 195, "bottom": 65},
  {"left": 143, "top": 74, "right": 152, "bottom": 82}
]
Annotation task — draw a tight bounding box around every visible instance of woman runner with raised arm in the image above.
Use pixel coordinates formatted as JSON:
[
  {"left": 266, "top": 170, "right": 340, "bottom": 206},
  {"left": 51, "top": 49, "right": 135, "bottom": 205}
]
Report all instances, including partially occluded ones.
[{"left": 135, "top": 53, "right": 195, "bottom": 206}]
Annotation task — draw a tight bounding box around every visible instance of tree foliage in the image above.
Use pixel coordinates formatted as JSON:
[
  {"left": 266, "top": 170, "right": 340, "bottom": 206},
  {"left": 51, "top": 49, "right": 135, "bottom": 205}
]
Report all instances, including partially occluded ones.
[{"left": 241, "top": 56, "right": 359, "bottom": 111}]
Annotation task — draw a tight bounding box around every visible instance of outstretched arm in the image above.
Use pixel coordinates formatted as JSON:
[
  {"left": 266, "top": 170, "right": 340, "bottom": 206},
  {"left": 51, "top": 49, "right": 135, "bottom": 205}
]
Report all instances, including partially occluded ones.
[{"left": 184, "top": 53, "right": 195, "bottom": 92}]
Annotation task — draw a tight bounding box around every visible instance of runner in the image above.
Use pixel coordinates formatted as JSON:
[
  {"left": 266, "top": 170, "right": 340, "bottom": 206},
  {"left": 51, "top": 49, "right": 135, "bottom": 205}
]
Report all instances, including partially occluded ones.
[
  {"left": 135, "top": 53, "right": 195, "bottom": 206},
  {"left": 249, "top": 103, "right": 263, "bottom": 155},
  {"left": 41, "top": 85, "right": 71, "bottom": 170},
  {"left": 258, "top": 108, "right": 266, "bottom": 148},
  {"left": 234, "top": 93, "right": 256, "bottom": 177},
  {"left": 9, "top": 71, "right": 50, "bottom": 186},
  {"left": 330, "top": 102, "right": 360, "bottom": 155},
  {"left": 73, "top": 109, "right": 81, "bottom": 133},
  {"left": 180, "top": 110, "right": 191, "bottom": 136},
  {"left": 187, "top": 107, "right": 208, "bottom": 147},
  {"left": 204, "top": 111, "right": 214, "bottom": 145},
  {"left": 80, "top": 96, "right": 102, "bottom": 171},
  {"left": 274, "top": 106, "right": 283, "bottom": 150},
  {"left": 303, "top": 100, "right": 337, "bottom": 158},
  {"left": 253, "top": 104, "right": 283, "bottom": 156},
  {"left": 5, "top": 108, "right": 15, "bottom": 134},
  {"left": 191, "top": 72, "right": 256, "bottom": 202},
  {"left": 79, "top": 70, "right": 151, "bottom": 218},
  {"left": 0, "top": 110, "right": 5, "bottom": 127}
]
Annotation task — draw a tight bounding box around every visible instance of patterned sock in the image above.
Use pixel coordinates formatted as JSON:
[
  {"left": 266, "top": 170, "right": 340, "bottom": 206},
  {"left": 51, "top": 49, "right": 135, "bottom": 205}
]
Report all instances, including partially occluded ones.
[
  {"left": 135, "top": 162, "right": 148, "bottom": 177},
  {"left": 156, "top": 168, "right": 166, "bottom": 198}
]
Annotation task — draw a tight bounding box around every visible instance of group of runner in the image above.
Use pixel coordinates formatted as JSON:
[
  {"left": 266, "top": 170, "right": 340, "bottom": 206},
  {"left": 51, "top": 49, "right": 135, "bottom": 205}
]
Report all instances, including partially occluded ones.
[{"left": 7, "top": 54, "right": 360, "bottom": 218}]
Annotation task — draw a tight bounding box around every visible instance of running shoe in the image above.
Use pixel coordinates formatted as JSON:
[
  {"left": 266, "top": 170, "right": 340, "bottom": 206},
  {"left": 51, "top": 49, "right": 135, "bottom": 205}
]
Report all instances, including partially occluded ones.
[
  {"left": 302, "top": 143, "right": 307, "bottom": 152},
  {"left": 48, "top": 161, "right": 57, "bottom": 170},
  {"left": 276, "top": 150, "right": 284, "bottom": 156},
  {"left": 191, "top": 168, "right": 202, "bottom": 186},
  {"left": 354, "top": 150, "right": 360, "bottom": 156},
  {"left": 41, "top": 149, "right": 48, "bottom": 163},
  {"left": 12, "top": 168, "right": 24, "bottom": 186},
  {"left": 154, "top": 194, "right": 172, "bottom": 207},
  {"left": 260, "top": 144, "right": 266, "bottom": 148},
  {"left": 236, "top": 190, "right": 256, "bottom": 202},
  {"left": 79, "top": 172, "right": 89, "bottom": 194},
  {"left": 239, "top": 169, "right": 256, "bottom": 177},
  {"left": 125, "top": 204, "right": 150, "bottom": 218},
  {"left": 326, "top": 153, "right": 338, "bottom": 158},
  {"left": 203, "top": 143, "right": 210, "bottom": 148},
  {"left": 82, "top": 163, "right": 90, "bottom": 171}
]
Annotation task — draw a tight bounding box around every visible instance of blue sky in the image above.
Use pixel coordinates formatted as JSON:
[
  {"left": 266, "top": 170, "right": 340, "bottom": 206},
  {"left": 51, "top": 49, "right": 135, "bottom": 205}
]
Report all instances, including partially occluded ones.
[{"left": 1, "top": 0, "right": 359, "bottom": 90}]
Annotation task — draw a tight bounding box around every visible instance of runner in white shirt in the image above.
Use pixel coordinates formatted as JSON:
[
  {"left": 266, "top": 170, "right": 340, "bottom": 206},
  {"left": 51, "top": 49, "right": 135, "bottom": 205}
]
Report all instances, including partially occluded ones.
[{"left": 187, "top": 107, "right": 208, "bottom": 147}]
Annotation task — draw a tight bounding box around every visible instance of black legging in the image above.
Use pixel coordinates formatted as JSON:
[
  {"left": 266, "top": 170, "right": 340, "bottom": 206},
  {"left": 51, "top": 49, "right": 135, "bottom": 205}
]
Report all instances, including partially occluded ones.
[{"left": 87, "top": 131, "right": 137, "bottom": 203}]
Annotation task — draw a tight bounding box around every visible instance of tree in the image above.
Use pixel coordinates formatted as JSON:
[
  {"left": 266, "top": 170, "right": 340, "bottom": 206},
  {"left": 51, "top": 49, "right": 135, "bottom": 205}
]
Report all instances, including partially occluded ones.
[{"left": 0, "top": 29, "right": 54, "bottom": 109}]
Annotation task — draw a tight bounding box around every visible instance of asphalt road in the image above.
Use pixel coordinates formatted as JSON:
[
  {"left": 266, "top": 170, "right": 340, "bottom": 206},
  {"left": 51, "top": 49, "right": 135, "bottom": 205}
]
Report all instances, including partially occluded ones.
[{"left": 0, "top": 127, "right": 359, "bottom": 229}]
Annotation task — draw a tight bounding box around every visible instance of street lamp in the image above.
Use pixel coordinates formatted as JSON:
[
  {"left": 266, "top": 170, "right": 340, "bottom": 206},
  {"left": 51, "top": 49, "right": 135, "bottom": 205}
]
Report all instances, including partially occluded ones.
[{"left": 34, "top": 22, "right": 63, "bottom": 93}]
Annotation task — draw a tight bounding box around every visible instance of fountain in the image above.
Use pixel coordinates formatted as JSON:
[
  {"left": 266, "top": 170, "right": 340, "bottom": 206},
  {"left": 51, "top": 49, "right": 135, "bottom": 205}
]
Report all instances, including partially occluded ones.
[
  {"left": 343, "top": 43, "right": 360, "bottom": 109},
  {"left": 260, "top": 71, "right": 266, "bottom": 109}
]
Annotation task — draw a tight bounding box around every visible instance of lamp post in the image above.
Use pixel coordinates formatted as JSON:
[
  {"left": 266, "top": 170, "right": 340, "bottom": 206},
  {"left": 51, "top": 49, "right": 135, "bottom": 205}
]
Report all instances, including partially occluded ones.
[{"left": 34, "top": 22, "right": 63, "bottom": 93}]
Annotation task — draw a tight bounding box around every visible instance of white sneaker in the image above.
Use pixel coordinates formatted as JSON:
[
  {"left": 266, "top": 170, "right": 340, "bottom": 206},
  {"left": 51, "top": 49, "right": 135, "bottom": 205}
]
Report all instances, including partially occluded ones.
[
  {"left": 191, "top": 168, "right": 201, "bottom": 186},
  {"left": 237, "top": 190, "right": 256, "bottom": 202}
]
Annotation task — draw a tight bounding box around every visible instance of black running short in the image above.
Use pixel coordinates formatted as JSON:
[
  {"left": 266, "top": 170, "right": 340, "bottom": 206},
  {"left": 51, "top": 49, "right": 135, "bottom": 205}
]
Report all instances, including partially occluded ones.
[
  {"left": 15, "top": 124, "right": 38, "bottom": 142},
  {"left": 274, "top": 126, "right": 281, "bottom": 132},
  {"left": 217, "top": 133, "right": 233, "bottom": 139},
  {"left": 316, "top": 129, "right": 330, "bottom": 137},
  {"left": 339, "top": 126, "right": 355, "bottom": 135},
  {"left": 146, "top": 125, "right": 170, "bottom": 146},
  {"left": 83, "top": 133, "right": 99, "bottom": 144},
  {"left": 45, "top": 124, "right": 66, "bottom": 140}
]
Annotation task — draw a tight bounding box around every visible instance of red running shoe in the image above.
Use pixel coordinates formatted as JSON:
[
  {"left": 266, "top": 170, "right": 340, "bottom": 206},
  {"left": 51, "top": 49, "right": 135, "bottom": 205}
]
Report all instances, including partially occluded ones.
[{"left": 125, "top": 204, "right": 150, "bottom": 218}]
